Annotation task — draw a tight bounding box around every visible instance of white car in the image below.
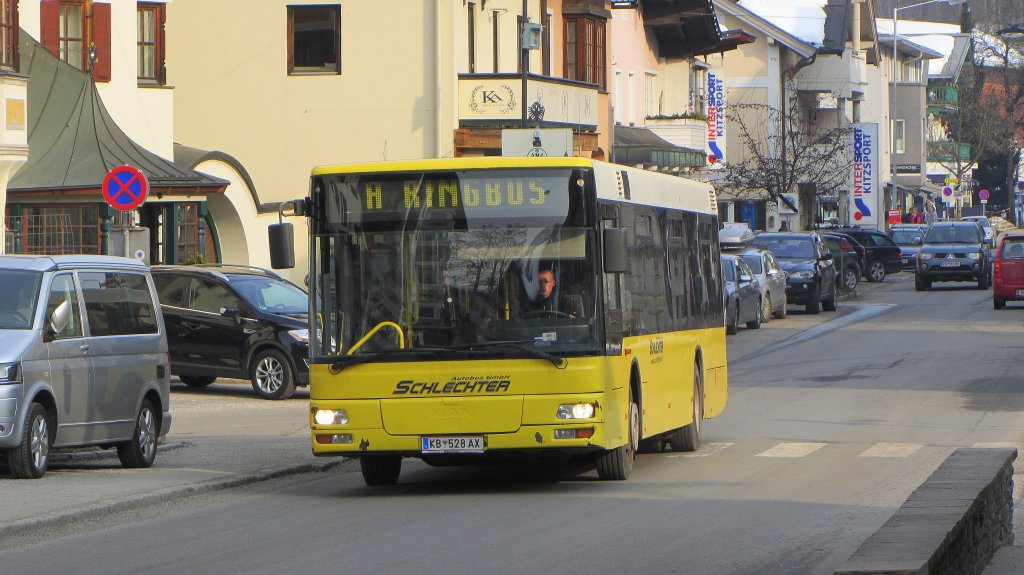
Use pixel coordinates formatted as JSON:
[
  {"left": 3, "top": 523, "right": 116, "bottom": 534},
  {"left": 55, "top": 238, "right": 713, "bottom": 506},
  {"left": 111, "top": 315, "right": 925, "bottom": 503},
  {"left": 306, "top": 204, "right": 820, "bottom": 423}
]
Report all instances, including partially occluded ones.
[{"left": 961, "top": 216, "right": 995, "bottom": 246}]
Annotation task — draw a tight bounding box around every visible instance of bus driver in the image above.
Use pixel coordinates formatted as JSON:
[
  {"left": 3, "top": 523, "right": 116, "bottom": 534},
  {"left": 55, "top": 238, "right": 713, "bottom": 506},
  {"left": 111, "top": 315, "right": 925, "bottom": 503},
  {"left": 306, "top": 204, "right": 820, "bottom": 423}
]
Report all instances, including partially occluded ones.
[{"left": 524, "top": 266, "right": 583, "bottom": 319}]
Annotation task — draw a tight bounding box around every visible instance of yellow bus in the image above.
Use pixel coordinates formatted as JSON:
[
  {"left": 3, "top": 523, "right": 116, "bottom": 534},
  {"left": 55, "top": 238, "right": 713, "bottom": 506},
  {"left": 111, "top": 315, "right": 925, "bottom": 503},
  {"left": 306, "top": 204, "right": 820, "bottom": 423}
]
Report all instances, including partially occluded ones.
[{"left": 272, "top": 157, "right": 727, "bottom": 485}]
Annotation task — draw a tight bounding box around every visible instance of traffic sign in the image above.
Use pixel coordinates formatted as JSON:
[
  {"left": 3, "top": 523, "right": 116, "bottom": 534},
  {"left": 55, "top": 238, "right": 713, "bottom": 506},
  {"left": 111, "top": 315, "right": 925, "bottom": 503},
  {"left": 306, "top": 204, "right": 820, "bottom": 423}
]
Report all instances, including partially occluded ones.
[
  {"left": 102, "top": 165, "right": 148, "bottom": 211},
  {"left": 943, "top": 187, "right": 953, "bottom": 196},
  {"left": 978, "top": 189, "right": 990, "bottom": 200}
]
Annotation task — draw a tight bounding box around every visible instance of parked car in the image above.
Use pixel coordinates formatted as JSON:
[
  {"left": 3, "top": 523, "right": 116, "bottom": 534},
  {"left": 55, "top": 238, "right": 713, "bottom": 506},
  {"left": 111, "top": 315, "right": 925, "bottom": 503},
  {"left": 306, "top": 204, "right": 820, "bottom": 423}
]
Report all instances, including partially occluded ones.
[
  {"left": 992, "top": 233, "right": 1024, "bottom": 309},
  {"left": 961, "top": 215, "right": 995, "bottom": 246},
  {"left": 748, "top": 232, "right": 839, "bottom": 314},
  {"left": 0, "top": 255, "right": 172, "bottom": 478},
  {"left": 824, "top": 227, "right": 902, "bottom": 282},
  {"left": 914, "top": 221, "right": 992, "bottom": 291},
  {"left": 888, "top": 223, "right": 929, "bottom": 271},
  {"left": 719, "top": 223, "right": 756, "bottom": 249},
  {"left": 727, "top": 246, "right": 788, "bottom": 320},
  {"left": 151, "top": 264, "right": 310, "bottom": 400},
  {"left": 721, "top": 254, "right": 762, "bottom": 335},
  {"left": 819, "top": 232, "right": 864, "bottom": 292}
]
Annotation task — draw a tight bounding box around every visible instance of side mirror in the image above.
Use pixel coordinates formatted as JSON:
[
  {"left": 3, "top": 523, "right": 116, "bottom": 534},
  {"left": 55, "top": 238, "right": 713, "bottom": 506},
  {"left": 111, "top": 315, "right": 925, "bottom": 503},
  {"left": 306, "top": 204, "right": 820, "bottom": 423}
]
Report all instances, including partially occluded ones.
[
  {"left": 603, "top": 228, "right": 628, "bottom": 274},
  {"left": 738, "top": 274, "right": 753, "bottom": 284},
  {"left": 818, "top": 253, "right": 833, "bottom": 262},
  {"left": 269, "top": 222, "right": 295, "bottom": 269},
  {"left": 220, "top": 307, "right": 242, "bottom": 324},
  {"left": 45, "top": 300, "right": 71, "bottom": 342}
]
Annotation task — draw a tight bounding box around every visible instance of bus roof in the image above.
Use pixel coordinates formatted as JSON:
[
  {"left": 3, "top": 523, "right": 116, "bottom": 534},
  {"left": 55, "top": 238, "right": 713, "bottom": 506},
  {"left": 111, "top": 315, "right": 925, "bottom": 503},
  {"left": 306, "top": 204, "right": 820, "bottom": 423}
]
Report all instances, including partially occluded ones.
[{"left": 311, "top": 157, "right": 595, "bottom": 176}]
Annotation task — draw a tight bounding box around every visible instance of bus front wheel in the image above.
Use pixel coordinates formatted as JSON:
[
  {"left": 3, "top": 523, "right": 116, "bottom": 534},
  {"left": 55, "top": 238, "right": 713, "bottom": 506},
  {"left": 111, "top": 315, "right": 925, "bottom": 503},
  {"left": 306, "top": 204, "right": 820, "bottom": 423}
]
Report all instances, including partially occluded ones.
[
  {"left": 360, "top": 456, "right": 402, "bottom": 486},
  {"left": 595, "top": 387, "right": 638, "bottom": 480}
]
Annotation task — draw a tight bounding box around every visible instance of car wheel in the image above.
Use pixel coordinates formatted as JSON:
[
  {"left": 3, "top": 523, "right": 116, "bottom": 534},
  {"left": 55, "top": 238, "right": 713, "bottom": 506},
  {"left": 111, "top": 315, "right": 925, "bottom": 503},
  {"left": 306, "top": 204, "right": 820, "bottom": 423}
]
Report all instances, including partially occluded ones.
[
  {"left": 595, "top": 386, "right": 638, "bottom": 480},
  {"left": 978, "top": 272, "right": 990, "bottom": 290},
  {"left": 843, "top": 266, "right": 860, "bottom": 291},
  {"left": 761, "top": 293, "right": 773, "bottom": 322},
  {"left": 359, "top": 456, "right": 402, "bottom": 486},
  {"left": 117, "top": 399, "right": 158, "bottom": 468},
  {"left": 805, "top": 284, "right": 821, "bottom": 314},
  {"left": 179, "top": 376, "right": 216, "bottom": 388},
  {"left": 668, "top": 364, "right": 703, "bottom": 452},
  {"left": 994, "top": 297, "right": 1005, "bottom": 310},
  {"left": 250, "top": 349, "right": 297, "bottom": 400},
  {"left": 747, "top": 298, "right": 763, "bottom": 329},
  {"left": 8, "top": 402, "right": 50, "bottom": 479},
  {"left": 822, "top": 281, "right": 838, "bottom": 312},
  {"left": 915, "top": 273, "right": 930, "bottom": 292},
  {"left": 867, "top": 260, "right": 886, "bottom": 282},
  {"left": 726, "top": 303, "right": 738, "bottom": 335}
]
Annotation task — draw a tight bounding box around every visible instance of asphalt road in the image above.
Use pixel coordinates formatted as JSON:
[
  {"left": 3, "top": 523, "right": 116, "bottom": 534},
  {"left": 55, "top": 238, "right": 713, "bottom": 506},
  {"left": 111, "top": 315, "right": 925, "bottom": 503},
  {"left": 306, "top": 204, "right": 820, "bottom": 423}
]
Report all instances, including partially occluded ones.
[{"left": 1, "top": 273, "right": 1022, "bottom": 575}]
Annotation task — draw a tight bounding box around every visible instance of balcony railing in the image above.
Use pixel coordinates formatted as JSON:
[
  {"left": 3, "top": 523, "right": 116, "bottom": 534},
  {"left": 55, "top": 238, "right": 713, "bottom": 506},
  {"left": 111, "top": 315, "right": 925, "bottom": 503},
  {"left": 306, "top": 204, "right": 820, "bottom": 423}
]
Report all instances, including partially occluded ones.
[
  {"left": 927, "top": 85, "right": 959, "bottom": 111},
  {"left": 927, "top": 140, "right": 971, "bottom": 163}
]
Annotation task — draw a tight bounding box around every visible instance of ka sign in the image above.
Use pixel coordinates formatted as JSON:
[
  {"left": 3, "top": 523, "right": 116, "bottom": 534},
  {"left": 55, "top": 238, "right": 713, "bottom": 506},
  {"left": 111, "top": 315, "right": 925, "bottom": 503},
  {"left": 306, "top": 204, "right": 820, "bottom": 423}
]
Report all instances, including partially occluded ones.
[
  {"left": 851, "top": 123, "right": 878, "bottom": 226},
  {"left": 705, "top": 71, "right": 726, "bottom": 166}
]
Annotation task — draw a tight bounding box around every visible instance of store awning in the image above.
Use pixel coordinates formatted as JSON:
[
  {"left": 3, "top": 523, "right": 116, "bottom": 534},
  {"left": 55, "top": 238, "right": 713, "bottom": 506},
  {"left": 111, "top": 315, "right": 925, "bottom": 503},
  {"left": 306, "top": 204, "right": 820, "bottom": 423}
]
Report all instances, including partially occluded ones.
[
  {"left": 9, "top": 30, "right": 228, "bottom": 195},
  {"left": 613, "top": 126, "right": 707, "bottom": 171}
]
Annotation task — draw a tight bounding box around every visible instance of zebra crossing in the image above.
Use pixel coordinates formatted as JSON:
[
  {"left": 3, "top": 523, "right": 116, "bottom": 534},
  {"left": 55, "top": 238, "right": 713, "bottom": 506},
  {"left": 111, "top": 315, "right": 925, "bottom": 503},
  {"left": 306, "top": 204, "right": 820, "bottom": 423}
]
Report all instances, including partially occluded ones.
[{"left": 663, "top": 441, "right": 1022, "bottom": 459}]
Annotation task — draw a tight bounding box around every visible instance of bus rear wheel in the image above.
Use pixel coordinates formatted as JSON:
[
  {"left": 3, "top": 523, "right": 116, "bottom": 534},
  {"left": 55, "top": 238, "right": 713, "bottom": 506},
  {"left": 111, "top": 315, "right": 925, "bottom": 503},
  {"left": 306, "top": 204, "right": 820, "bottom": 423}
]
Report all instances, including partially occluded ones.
[
  {"left": 360, "top": 456, "right": 402, "bottom": 486},
  {"left": 669, "top": 364, "right": 703, "bottom": 452},
  {"left": 595, "top": 387, "right": 638, "bottom": 480}
]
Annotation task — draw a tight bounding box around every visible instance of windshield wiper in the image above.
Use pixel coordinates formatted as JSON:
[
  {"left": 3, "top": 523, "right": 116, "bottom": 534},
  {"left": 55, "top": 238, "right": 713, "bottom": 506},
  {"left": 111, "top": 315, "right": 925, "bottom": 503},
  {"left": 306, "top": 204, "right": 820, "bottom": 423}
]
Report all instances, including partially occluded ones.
[
  {"left": 449, "top": 340, "right": 566, "bottom": 368},
  {"left": 327, "top": 346, "right": 450, "bottom": 372}
]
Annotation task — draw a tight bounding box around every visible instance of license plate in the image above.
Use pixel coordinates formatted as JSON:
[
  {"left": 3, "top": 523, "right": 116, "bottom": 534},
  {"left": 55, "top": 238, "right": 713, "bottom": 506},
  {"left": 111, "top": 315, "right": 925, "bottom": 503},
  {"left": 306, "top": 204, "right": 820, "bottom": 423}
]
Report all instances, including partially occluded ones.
[
  {"left": 421, "top": 436, "right": 485, "bottom": 453},
  {"left": 941, "top": 261, "right": 961, "bottom": 268},
  {"left": 1017, "top": 289, "right": 1024, "bottom": 297},
  {"left": 903, "top": 258, "right": 910, "bottom": 264}
]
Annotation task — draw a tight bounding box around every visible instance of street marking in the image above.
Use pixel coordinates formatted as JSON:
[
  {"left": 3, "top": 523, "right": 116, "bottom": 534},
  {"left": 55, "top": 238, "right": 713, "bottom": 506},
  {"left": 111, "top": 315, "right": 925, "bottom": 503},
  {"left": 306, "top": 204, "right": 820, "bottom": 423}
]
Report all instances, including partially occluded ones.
[
  {"left": 756, "top": 442, "right": 826, "bottom": 458},
  {"left": 665, "top": 442, "right": 733, "bottom": 458},
  {"left": 858, "top": 443, "right": 921, "bottom": 458}
]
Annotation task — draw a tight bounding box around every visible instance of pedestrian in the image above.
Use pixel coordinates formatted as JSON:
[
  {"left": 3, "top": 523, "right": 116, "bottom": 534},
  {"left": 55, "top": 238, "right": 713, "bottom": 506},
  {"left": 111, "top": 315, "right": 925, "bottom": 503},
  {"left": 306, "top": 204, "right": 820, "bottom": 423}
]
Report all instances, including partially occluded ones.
[
  {"left": 925, "top": 199, "right": 936, "bottom": 224},
  {"left": 903, "top": 206, "right": 924, "bottom": 224}
]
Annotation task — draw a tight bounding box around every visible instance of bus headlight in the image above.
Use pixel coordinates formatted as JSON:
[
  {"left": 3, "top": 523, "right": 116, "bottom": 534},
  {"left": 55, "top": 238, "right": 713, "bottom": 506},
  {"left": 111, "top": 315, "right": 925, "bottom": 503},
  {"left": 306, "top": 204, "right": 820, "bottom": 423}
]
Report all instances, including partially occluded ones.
[
  {"left": 557, "top": 403, "right": 595, "bottom": 419},
  {"left": 314, "top": 409, "right": 348, "bottom": 425}
]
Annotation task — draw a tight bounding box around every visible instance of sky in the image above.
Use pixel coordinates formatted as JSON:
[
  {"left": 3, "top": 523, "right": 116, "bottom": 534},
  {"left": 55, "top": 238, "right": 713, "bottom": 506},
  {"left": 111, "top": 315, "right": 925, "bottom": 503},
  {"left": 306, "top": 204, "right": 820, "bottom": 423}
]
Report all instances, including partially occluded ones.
[
  {"left": 738, "top": 0, "right": 829, "bottom": 45},
  {"left": 876, "top": 19, "right": 960, "bottom": 74}
]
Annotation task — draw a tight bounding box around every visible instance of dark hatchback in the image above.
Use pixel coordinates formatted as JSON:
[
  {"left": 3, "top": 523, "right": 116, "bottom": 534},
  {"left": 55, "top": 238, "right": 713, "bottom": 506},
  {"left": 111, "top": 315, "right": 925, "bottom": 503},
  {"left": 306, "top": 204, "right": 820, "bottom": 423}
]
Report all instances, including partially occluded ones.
[
  {"left": 823, "top": 227, "right": 902, "bottom": 282},
  {"left": 915, "top": 221, "right": 991, "bottom": 291},
  {"left": 748, "top": 232, "right": 839, "bottom": 314},
  {"left": 151, "top": 264, "right": 310, "bottom": 400}
]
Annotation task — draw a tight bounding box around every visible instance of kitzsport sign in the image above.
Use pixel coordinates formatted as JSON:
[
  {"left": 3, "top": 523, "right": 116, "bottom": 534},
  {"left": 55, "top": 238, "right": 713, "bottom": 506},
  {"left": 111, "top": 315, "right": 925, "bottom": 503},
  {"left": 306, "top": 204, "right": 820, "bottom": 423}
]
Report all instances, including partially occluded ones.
[
  {"left": 706, "top": 72, "right": 726, "bottom": 165},
  {"left": 851, "top": 123, "right": 878, "bottom": 225}
]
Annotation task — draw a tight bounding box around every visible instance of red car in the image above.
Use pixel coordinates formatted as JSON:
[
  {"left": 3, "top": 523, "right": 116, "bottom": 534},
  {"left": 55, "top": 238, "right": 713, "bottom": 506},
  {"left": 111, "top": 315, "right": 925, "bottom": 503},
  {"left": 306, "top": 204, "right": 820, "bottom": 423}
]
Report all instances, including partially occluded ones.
[{"left": 993, "top": 234, "right": 1024, "bottom": 309}]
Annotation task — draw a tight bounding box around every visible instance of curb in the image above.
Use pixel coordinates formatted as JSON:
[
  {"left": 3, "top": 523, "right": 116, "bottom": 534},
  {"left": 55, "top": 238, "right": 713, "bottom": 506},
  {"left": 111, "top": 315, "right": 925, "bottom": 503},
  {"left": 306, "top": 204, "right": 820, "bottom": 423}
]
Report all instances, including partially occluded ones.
[{"left": 0, "top": 457, "right": 348, "bottom": 538}]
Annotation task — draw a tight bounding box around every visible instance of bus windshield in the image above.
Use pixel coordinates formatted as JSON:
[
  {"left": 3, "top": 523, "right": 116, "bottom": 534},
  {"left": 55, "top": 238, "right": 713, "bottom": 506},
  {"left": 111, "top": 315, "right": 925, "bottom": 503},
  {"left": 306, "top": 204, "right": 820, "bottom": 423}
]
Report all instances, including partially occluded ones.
[{"left": 309, "top": 168, "right": 602, "bottom": 362}]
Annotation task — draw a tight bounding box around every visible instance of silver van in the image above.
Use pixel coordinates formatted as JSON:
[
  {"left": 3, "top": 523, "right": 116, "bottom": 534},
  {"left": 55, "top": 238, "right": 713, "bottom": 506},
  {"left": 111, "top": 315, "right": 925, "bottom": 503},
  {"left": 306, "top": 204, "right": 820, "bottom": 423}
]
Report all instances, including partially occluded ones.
[{"left": 0, "top": 255, "right": 172, "bottom": 478}]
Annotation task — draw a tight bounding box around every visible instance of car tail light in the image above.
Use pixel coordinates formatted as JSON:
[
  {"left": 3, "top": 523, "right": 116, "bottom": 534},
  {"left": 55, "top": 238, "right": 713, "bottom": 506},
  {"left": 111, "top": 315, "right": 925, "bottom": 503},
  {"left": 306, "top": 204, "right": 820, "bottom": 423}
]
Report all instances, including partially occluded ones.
[{"left": 994, "top": 260, "right": 1002, "bottom": 279}]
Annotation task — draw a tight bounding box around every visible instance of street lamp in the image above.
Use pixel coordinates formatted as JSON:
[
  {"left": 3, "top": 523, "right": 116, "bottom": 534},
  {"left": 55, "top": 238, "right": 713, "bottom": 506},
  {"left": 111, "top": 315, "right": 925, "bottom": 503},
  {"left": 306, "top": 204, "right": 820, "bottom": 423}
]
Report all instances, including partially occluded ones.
[{"left": 890, "top": 0, "right": 966, "bottom": 222}]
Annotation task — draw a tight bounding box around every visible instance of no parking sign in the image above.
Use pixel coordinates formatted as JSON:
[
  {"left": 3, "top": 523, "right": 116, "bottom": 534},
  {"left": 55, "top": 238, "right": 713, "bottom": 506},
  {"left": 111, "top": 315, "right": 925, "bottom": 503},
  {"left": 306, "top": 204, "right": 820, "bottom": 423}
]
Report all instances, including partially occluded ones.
[{"left": 102, "top": 166, "right": 149, "bottom": 211}]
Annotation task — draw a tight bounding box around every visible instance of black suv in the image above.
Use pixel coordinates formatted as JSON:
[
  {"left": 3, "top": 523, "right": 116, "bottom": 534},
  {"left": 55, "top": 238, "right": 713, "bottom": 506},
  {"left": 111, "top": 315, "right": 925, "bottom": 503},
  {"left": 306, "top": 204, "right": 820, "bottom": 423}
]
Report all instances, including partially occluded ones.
[
  {"left": 748, "top": 232, "right": 839, "bottom": 314},
  {"left": 915, "top": 221, "right": 992, "bottom": 291},
  {"left": 822, "top": 227, "right": 902, "bottom": 282},
  {"left": 151, "top": 264, "right": 310, "bottom": 400}
]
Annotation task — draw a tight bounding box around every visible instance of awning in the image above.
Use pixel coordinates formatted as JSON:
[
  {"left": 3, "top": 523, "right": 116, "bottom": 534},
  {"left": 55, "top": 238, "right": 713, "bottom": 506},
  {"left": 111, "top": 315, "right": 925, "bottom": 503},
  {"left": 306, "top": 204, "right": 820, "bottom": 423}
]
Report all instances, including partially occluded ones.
[
  {"left": 613, "top": 126, "right": 707, "bottom": 171},
  {"left": 9, "top": 30, "right": 228, "bottom": 195}
]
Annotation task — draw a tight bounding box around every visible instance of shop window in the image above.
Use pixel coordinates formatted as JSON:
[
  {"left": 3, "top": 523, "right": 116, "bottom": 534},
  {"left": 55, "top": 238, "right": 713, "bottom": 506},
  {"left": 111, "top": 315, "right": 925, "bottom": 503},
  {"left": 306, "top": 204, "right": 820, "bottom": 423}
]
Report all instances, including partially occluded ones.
[
  {"left": 11, "top": 204, "right": 100, "bottom": 255},
  {"left": 175, "top": 203, "right": 200, "bottom": 263}
]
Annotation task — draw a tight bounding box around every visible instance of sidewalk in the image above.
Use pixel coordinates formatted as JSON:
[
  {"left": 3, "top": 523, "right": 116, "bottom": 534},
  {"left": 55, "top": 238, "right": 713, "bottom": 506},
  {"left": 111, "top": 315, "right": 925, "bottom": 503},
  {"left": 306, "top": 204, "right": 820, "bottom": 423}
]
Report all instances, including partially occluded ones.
[{"left": 0, "top": 380, "right": 350, "bottom": 536}]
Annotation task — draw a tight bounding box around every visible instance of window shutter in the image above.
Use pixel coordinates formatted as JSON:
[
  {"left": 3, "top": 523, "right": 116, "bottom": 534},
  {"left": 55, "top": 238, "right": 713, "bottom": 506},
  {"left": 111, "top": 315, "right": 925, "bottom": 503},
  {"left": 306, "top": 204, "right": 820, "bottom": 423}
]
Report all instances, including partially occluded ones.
[
  {"left": 40, "top": 0, "right": 59, "bottom": 58},
  {"left": 92, "top": 2, "right": 112, "bottom": 82}
]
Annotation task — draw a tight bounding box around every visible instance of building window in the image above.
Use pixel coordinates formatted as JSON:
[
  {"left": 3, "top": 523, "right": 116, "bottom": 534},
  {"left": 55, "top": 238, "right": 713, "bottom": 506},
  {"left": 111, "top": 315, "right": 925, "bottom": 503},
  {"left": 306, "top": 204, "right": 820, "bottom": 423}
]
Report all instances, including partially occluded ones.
[
  {"left": 645, "top": 72, "right": 657, "bottom": 118},
  {"left": 564, "top": 16, "right": 606, "bottom": 90},
  {"left": 892, "top": 119, "right": 905, "bottom": 155},
  {"left": 175, "top": 203, "right": 200, "bottom": 264},
  {"left": 689, "top": 66, "right": 707, "bottom": 115},
  {"left": 288, "top": 5, "right": 341, "bottom": 75},
  {"left": 58, "top": 0, "right": 85, "bottom": 70},
  {"left": 12, "top": 204, "right": 100, "bottom": 255},
  {"left": 0, "top": 0, "right": 18, "bottom": 70},
  {"left": 138, "top": 3, "right": 165, "bottom": 84}
]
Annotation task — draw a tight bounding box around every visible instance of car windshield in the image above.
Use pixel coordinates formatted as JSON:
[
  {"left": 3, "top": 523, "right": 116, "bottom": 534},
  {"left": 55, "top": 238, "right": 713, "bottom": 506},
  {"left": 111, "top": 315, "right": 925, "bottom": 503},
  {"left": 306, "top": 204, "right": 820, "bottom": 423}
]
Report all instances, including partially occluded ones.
[
  {"left": 925, "top": 226, "right": 980, "bottom": 244},
  {"left": 751, "top": 237, "right": 813, "bottom": 258},
  {"left": 229, "top": 276, "right": 308, "bottom": 314},
  {"left": 965, "top": 217, "right": 991, "bottom": 228},
  {"left": 1002, "top": 239, "right": 1024, "bottom": 259},
  {"left": 740, "top": 254, "right": 763, "bottom": 273},
  {"left": 0, "top": 270, "right": 42, "bottom": 329},
  {"left": 891, "top": 230, "right": 923, "bottom": 245}
]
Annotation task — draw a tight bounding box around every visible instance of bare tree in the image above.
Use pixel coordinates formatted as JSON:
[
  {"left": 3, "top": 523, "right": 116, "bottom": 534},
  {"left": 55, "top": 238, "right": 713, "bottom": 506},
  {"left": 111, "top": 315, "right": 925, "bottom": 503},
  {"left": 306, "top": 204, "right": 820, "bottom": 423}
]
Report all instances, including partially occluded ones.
[{"left": 722, "top": 100, "right": 853, "bottom": 230}]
